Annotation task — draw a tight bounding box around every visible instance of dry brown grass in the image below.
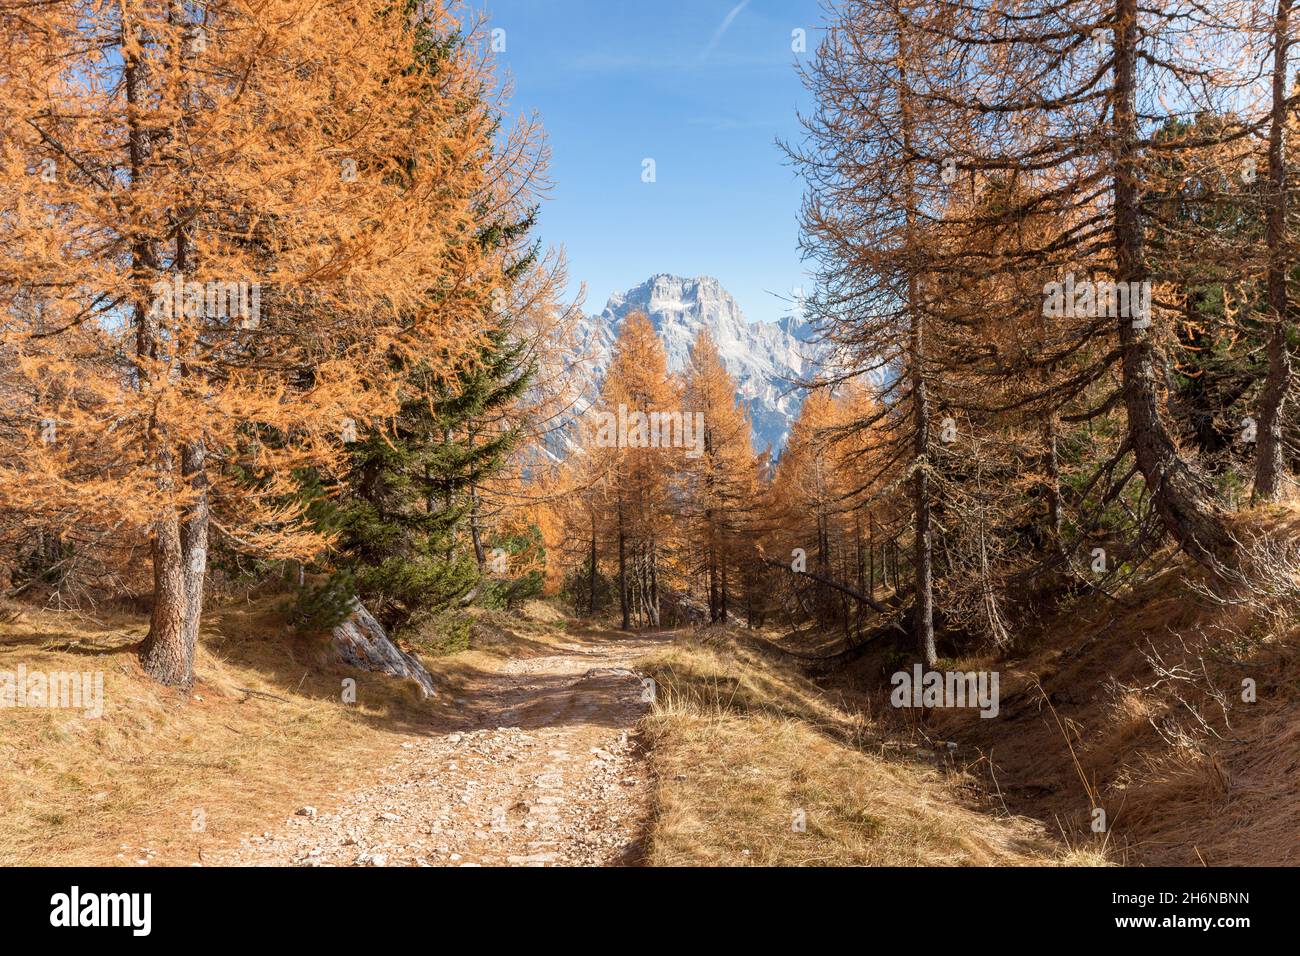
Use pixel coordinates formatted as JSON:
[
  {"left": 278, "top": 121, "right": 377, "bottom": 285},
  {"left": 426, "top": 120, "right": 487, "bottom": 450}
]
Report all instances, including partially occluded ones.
[
  {"left": 640, "top": 630, "right": 1103, "bottom": 866},
  {"left": 918, "top": 545, "right": 1300, "bottom": 866},
  {"left": 0, "top": 597, "right": 562, "bottom": 867}
]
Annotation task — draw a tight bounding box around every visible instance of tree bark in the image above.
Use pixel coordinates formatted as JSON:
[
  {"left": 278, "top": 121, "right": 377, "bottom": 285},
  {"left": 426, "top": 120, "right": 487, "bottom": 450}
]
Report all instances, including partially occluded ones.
[
  {"left": 469, "top": 482, "right": 486, "bottom": 567},
  {"left": 588, "top": 513, "right": 598, "bottom": 615},
  {"left": 895, "top": 17, "right": 937, "bottom": 666},
  {"left": 1113, "top": 0, "right": 1235, "bottom": 566},
  {"left": 141, "top": 499, "right": 191, "bottom": 687},
  {"left": 909, "top": 291, "right": 936, "bottom": 666},
  {"left": 868, "top": 514, "right": 876, "bottom": 595},
  {"left": 125, "top": 29, "right": 192, "bottom": 688},
  {"left": 179, "top": 440, "right": 208, "bottom": 662},
  {"left": 720, "top": 558, "right": 728, "bottom": 623},
  {"left": 1255, "top": 0, "right": 1294, "bottom": 504},
  {"left": 708, "top": 542, "right": 719, "bottom": 623},
  {"left": 648, "top": 540, "right": 660, "bottom": 627},
  {"left": 617, "top": 501, "right": 629, "bottom": 630}
]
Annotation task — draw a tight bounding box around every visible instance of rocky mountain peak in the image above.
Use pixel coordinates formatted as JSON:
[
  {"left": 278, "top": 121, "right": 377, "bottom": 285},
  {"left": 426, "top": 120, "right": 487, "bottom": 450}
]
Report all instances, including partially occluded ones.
[{"left": 567, "top": 275, "right": 815, "bottom": 455}]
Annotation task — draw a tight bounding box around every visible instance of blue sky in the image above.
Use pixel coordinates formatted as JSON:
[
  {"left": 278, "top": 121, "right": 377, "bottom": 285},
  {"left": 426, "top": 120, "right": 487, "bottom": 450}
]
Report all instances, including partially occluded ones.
[{"left": 478, "top": 0, "right": 824, "bottom": 324}]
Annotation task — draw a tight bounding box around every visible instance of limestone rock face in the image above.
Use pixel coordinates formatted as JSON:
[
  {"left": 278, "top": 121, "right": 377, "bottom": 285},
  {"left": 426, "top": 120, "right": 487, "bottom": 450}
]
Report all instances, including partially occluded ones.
[{"left": 554, "top": 274, "right": 818, "bottom": 459}]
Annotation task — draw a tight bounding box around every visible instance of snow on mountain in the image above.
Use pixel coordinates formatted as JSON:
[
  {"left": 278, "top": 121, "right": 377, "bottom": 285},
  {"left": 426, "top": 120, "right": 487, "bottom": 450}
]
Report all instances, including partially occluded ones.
[{"left": 566, "top": 274, "right": 815, "bottom": 455}]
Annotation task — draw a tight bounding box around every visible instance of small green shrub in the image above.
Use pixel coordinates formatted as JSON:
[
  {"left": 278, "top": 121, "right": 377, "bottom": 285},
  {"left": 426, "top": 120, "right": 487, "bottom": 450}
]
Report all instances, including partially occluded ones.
[
  {"left": 289, "top": 571, "right": 356, "bottom": 635},
  {"left": 398, "top": 607, "right": 473, "bottom": 657}
]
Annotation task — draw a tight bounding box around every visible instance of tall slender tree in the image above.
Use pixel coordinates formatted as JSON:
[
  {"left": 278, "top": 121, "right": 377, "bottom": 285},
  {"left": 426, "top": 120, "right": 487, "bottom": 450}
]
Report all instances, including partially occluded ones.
[{"left": 680, "top": 329, "right": 760, "bottom": 622}]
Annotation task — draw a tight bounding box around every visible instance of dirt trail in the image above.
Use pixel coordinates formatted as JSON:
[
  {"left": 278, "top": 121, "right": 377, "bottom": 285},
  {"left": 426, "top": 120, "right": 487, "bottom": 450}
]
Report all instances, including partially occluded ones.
[{"left": 207, "top": 627, "right": 671, "bottom": 867}]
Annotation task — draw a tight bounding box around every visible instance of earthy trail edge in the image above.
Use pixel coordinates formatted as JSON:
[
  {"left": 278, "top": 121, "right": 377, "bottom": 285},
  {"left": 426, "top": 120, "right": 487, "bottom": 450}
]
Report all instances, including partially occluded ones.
[{"left": 207, "top": 628, "right": 671, "bottom": 867}]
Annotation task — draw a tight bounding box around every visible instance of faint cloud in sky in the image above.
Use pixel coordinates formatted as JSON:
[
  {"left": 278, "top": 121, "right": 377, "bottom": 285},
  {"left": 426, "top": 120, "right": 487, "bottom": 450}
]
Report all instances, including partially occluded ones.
[{"left": 700, "top": 0, "right": 753, "bottom": 62}]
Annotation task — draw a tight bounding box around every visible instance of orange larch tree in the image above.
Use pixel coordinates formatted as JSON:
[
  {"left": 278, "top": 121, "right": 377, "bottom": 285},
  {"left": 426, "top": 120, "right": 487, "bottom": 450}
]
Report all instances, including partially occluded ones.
[
  {"left": 0, "top": 0, "right": 511, "bottom": 686},
  {"left": 680, "top": 328, "right": 761, "bottom": 623},
  {"left": 592, "top": 312, "right": 679, "bottom": 629}
]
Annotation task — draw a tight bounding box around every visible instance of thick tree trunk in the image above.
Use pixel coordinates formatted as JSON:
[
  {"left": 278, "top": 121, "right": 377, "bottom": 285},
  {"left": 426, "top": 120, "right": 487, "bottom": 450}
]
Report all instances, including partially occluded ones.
[
  {"left": 1113, "top": 0, "right": 1235, "bottom": 567},
  {"left": 895, "top": 13, "right": 937, "bottom": 666},
  {"left": 141, "top": 501, "right": 191, "bottom": 687},
  {"left": 1255, "top": 0, "right": 1294, "bottom": 504},
  {"left": 124, "top": 35, "right": 195, "bottom": 686},
  {"left": 1112, "top": 0, "right": 1232, "bottom": 567}
]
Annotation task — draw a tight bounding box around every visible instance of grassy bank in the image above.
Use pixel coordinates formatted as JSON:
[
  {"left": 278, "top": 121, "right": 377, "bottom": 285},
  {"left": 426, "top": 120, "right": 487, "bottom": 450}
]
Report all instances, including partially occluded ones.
[{"left": 639, "top": 629, "right": 1103, "bottom": 866}]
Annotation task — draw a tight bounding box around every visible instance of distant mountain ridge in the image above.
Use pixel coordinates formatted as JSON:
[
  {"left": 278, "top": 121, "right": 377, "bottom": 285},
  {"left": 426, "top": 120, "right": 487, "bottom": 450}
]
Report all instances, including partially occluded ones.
[{"left": 567, "top": 274, "right": 815, "bottom": 454}]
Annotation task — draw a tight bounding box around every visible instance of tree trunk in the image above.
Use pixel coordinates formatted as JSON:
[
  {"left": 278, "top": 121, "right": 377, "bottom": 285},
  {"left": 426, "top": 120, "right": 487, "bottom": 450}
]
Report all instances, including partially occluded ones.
[
  {"left": 1255, "top": 0, "right": 1294, "bottom": 504},
  {"left": 442, "top": 425, "right": 455, "bottom": 563},
  {"left": 910, "top": 316, "right": 937, "bottom": 667},
  {"left": 617, "top": 503, "right": 629, "bottom": 631},
  {"left": 1043, "top": 415, "right": 1064, "bottom": 548},
  {"left": 469, "top": 481, "right": 486, "bottom": 568},
  {"left": 179, "top": 440, "right": 209, "bottom": 660},
  {"left": 1113, "top": 0, "right": 1235, "bottom": 566},
  {"left": 708, "top": 546, "right": 719, "bottom": 623},
  {"left": 720, "top": 557, "right": 728, "bottom": 623},
  {"left": 141, "top": 499, "right": 191, "bottom": 687},
  {"left": 648, "top": 541, "right": 660, "bottom": 627},
  {"left": 124, "top": 33, "right": 194, "bottom": 686},
  {"left": 868, "top": 514, "right": 876, "bottom": 594},
  {"left": 894, "top": 11, "right": 937, "bottom": 666},
  {"left": 588, "top": 514, "right": 598, "bottom": 615}
]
